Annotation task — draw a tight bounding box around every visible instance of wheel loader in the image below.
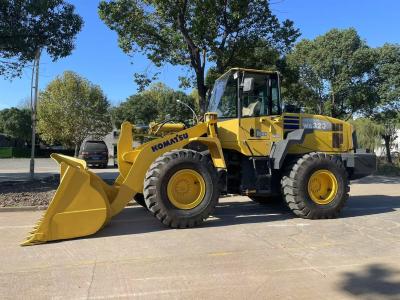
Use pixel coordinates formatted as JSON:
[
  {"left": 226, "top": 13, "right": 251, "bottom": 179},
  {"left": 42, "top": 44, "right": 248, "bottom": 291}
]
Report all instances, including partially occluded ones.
[{"left": 22, "top": 68, "right": 377, "bottom": 246}]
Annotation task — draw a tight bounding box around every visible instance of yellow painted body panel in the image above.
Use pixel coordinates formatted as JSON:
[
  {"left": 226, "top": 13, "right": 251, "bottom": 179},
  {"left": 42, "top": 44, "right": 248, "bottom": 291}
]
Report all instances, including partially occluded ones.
[
  {"left": 22, "top": 154, "right": 113, "bottom": 246},
  {"left": 283, "top": 113, "right": 353, "bottom": 154},
  {"left": 216, "top": 113, "right": 353, "bottom": 157}
]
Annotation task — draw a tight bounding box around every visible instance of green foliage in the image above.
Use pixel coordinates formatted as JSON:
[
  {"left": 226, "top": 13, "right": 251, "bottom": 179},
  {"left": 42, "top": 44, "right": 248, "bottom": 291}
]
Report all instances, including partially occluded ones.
[
  {"left": 287, "top": 28, "right": 378, "bottom": 118},
  {"left": 0, "top": 0, "right": 83, "bottom": 78},
  {"left": 0, "top": 147, "right": 31, "bottom": 158},
  {"left": 111, "top": 94, "right": 158, "bottom": 127},
  {"left": 98, "top": 0, "right": 299, "bottom": 112},
  {"left": 111, "top": 83, "right": 197, "bottom": 128},
  {"left": 205, "top": 40, "right": 282, "bottom": 85},
  {"left": 37, "top": 71, "right": 112, "bottom": 150},
  {"left": 0, "top": 107, "right": 31, "bottom": 141},
  {"left": 376, "top": 161, "right": 400, "bottom": 176},
  {"left": 375, "top": 44, "right": 400, "bottom": 112},
  {"left": 349, "top": 118, "right": 384, "bottom": 151}
]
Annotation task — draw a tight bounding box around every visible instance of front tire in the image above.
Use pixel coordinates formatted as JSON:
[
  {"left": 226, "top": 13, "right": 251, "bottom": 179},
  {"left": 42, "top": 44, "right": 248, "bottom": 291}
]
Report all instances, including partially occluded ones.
[
  {"left": 144, "top": 149, "right": 219, "bottom": 228},
  {"left": 281, "top": 152, "right": 349, "bottom": 219},
  {"left": 134, "top": 193, "right": 147, "bottom": 208}
]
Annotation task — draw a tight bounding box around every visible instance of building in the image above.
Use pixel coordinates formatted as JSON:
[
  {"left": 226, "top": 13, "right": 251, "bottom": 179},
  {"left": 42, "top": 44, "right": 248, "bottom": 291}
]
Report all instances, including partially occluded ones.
[{"left": 375, "top": 128, "right": 400, "bottom": 158}]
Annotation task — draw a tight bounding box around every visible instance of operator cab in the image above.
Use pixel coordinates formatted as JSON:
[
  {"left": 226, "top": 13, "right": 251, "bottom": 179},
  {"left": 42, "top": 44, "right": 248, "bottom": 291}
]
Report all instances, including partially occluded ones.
[{"left": 208, "top": 68, "right": 281, "bottom": 118}]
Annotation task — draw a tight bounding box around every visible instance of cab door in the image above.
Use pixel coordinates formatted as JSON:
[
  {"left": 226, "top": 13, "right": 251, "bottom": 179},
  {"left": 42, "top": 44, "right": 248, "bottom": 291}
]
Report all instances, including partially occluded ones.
[
  {"left": 239, "top": 116, "right": 281, "bottom": 156},
  {"left": 238, "top": 75, "right": 282, "bottom": 156}
]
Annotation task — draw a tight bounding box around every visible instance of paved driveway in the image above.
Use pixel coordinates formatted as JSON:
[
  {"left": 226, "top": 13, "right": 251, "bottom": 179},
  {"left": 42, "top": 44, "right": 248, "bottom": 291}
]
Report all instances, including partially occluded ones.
[
  {"left": 0, "top": 158, "right": 118, "bottom": 182},
  {"left": 1, "top": 176, "right": 400, "bottom": 299}
]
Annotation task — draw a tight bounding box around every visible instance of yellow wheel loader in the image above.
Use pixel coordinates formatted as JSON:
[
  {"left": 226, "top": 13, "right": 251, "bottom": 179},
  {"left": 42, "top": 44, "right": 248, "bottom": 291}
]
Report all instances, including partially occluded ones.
[{"left": 22, "top": 68, "right": 377, "bottom": 246}]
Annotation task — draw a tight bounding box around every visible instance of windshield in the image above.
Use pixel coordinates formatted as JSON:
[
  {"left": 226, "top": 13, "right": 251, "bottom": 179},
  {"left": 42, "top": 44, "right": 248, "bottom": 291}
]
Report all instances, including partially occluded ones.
[{"left": 208, "top": 73, "right": 237, "bottom": 118}]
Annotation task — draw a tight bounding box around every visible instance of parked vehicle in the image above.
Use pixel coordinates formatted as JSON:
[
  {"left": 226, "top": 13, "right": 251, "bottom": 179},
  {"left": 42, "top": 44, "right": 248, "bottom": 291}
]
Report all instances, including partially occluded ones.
[{"left": 79, "top": 140, "right": 108, "bottom": 168}]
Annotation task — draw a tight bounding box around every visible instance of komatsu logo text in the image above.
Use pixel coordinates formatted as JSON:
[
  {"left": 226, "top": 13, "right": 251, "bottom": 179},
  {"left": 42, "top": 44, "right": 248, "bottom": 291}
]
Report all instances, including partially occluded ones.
[{"left": 151, "top": 133, "right": 189, "bottom": 152}]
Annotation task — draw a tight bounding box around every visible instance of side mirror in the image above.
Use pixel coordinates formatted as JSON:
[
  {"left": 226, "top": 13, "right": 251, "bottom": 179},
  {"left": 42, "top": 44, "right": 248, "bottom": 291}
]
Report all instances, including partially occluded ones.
[{"left": 243, "top": 77, "right": 254, "bottom": 92}]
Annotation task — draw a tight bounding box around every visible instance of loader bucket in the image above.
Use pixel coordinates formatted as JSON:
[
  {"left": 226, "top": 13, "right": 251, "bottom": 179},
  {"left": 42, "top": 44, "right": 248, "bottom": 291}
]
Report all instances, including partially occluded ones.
[
  {"left": 21, "top": 121, "right": 210, "bottom": 245},
  {"left": 21, "top": 154, "right": 115, "bottom": 246}
]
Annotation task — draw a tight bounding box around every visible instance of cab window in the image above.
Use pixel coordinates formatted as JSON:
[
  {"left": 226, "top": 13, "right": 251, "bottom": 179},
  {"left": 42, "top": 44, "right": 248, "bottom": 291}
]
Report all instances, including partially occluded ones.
[
  {"left": 270, "top": 78, "right": 280, "bottom": 115},
  {"left": 241, "top": 73, "right": 280, "bottom": 117},
  {"left": 241, "top": 74, "right": 268, "bottom": 117}
]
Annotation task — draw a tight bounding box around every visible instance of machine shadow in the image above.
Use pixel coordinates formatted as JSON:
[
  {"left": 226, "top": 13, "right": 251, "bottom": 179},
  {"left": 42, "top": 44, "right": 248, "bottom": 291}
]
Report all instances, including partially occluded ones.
[
  {"left": 353, "top": 176, "right": 400, "bottom": 185},
  {"left": 91, "top": 200, "right": 293, "bottom": 239},
  {"left": 90, "top": 194, "right": 400, "bottom": 239},
  {"left": 339, "top": 263, "right": 400, "bottom": 298},
  {"left": 342, "top": 195, "right": 400, "bottom": 218}
]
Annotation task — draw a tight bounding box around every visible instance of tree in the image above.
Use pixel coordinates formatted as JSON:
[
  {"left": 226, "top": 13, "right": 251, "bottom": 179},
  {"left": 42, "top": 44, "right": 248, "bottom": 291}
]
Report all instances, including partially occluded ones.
[
  {"left": 373, "top": 111, "right": 399, "bottom": 164},
  {"left": 286, "top": 28, "right": 378, "bottom": 119},
  {"left": 112, "top": 83, "right": 198, "bottom": 128},
  {"left": 37, "top": 71, "right": 112, "bottom": 156},
  {"left": 374, "top": 44, "right": 400, "bottom": 112},
  {"left": 0, "top": 0, "right": 83, "bottom": 78},
  {"left": 349, "top": 118, "right": 383, "bottom": 152},
  {"left": 1, "top": 0, "right": 83, "bottom": 177},
  {"left": 368, "top": 44, "right": 400, "bottom": 163},
  {"left": 111, "top": 94, "right": 159, "bottom": 128},
  {"left": 205, "top": 39, "right": 282, "bottom": 84},
  {"left": 112, "top": 83, "right": 197, "bottom": 127},
  {"left": 98, "top": 0, "right": 299, "bottom": 113},
  {"left": 0, "top": 107, "right": 31, "bottom": 141},
  {"left": 156, "top": 90, "right": 197, "bottom": 124}
]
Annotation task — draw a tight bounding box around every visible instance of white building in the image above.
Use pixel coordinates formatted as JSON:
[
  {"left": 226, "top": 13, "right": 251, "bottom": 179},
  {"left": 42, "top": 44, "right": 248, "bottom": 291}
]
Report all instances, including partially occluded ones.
[
  {"left": 102, "top": 128, "right": 142, "bottom": 164},
  {"left": 375, "top": 128, "right": 400, "bottom": 158}
]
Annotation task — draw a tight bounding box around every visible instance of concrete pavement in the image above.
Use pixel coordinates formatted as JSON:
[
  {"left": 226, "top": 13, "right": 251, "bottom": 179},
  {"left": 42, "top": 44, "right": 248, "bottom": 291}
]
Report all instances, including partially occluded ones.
[{"left": 1, "top": 176, "right": 400, "bottom": 299}]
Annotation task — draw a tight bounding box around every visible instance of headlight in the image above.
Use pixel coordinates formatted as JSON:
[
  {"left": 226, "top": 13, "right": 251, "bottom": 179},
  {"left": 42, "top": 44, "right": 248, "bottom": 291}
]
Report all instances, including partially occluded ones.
[{"left": 204, "top": 112, "right": 218, "bottom": 123}]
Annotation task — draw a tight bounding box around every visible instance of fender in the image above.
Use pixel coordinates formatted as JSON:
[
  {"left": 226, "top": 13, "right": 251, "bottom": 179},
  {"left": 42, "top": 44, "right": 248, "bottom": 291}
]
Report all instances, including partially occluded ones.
[
  {"left": 188, "top": 137, "right": 226, "bottom": 169},
  {"left": 270, "top": 129, "right": 313, "bottom": 169}
]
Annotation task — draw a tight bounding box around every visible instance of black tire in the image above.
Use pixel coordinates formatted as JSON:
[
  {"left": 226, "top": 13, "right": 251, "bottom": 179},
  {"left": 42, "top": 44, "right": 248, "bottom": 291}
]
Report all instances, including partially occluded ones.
[
  {"left": 144, "top": 149, "right": 220, "bottom": 228},
  {"left": 281, "top": 152, "right": 349, "bottom": 219},
  {"left": 134, "top": 193, "right": 147, "bottom": 208}
]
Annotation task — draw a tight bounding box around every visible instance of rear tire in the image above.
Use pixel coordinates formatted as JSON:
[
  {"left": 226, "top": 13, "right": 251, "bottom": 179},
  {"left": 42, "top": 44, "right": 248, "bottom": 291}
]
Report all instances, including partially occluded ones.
[
  {"left": 281, "top": 152, "right": 349, "bottom": 219},
  {"left": 144, "top": 149, "right": 219, "bottom": 228}
]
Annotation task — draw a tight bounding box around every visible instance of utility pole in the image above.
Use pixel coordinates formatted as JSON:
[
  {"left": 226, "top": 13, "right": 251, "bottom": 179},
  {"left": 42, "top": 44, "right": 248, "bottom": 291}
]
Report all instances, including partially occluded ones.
[{"left": 30, "top": 48, "right": 41, "bottom": 179}]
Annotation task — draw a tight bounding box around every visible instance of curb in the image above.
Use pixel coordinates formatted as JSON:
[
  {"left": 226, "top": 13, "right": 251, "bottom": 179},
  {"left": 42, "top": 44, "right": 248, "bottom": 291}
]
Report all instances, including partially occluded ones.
[
  {"left": 0, "top": 206, "right": 47, "bottom": 212},
  {"left": 0, "top": 202, "right": 138, "bottom": 212}
]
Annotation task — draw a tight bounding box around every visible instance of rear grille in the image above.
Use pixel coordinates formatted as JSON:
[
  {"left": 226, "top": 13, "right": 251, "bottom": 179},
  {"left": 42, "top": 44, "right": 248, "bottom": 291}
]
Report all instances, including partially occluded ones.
[
  {"left": 332, "top": 123, "right": 343, "bottom": 148},
  {"left": 332, "top": 133, "right": 343, "bottom": 148},
  {"left": 283, "top": 115, "right": 300, "bottom": 137},
  {"left": 332, "top": 123, "right": 343, "bottom": 131}
]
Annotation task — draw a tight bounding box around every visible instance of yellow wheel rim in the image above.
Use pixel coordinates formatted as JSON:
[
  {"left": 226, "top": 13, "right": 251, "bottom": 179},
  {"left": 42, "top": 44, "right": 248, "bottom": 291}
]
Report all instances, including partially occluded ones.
[
  {"left": 307, "top": 169, "right": 338, "bottom": 205},
  {"left": 167, "top": 169, "right": 206, "bottom": 210}
]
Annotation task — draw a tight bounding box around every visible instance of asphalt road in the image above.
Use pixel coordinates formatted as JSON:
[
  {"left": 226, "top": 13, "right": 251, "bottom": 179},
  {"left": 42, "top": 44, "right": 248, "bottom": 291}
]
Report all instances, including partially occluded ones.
[
  {"left": 0, "top": 158, "right": 118, "bottom": 182},
  {"left": 1, "top": 176, "right": 400, "bottom": 299}
]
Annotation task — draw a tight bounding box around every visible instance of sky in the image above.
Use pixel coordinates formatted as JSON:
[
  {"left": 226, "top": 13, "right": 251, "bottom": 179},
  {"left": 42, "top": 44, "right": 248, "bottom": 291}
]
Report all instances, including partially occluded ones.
[{"left": 0, "top": 0, "right": 399, "bottom": 109}]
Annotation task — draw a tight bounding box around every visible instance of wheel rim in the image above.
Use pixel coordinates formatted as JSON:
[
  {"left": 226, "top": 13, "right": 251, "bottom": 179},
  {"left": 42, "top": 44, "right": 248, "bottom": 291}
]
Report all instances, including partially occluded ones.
[
  {"left": 167, "top": 169, "right": 206, "bottom": 209},
  {"left": 307, "top": 169, "right": 338, "bottom": 205}
]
